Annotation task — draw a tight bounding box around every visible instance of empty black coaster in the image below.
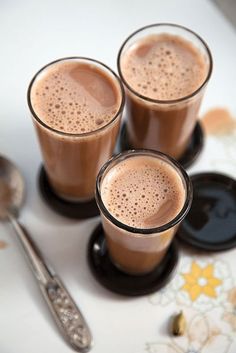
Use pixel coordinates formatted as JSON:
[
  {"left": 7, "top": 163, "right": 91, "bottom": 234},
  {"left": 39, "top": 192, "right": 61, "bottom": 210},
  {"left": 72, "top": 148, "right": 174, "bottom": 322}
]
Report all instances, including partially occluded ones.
[
  {"left": 117, "top": 122, "right": 204, "bottom": 169},
  {"left": 38, "top": 165, "right": 99, "bottom": 219},
  {"left": 88, "top": 223, "right": 179, "bottom": 296},
  {"left": 177, "top": 173, "right": 236, "bottom": 251}
]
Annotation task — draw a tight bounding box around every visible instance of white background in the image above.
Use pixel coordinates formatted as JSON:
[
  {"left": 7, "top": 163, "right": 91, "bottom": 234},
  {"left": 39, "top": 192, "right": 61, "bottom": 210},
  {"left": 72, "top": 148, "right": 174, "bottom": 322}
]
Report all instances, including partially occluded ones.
[{"left": 0, "top": 0, "right": 236, "bottom": 352}]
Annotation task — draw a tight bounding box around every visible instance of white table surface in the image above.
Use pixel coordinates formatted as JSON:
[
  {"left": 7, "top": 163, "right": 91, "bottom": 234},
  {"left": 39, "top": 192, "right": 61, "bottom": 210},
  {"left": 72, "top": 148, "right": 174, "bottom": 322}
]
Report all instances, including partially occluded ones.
[{"left": 1, "top": 0, "right": 236, "bottom": 352}]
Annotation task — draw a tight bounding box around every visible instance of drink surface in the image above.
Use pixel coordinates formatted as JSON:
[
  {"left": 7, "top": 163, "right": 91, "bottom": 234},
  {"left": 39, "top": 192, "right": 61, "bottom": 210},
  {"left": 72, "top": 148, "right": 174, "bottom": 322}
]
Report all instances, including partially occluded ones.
[
  {"left": 101, "top": 155, "right": 185, "bottom": 228},
  {"left": 31, "top": 61, "right": 121, "bottom": 134},
  {"left": 121, "top": 33, "right": 207, "bottom": 100}
]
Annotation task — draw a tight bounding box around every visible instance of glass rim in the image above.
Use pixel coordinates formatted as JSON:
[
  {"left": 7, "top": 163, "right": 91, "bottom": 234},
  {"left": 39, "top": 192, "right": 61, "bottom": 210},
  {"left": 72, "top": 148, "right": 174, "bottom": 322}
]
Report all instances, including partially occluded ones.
[
  {"left": 95, "top": 149, "right": 193, "bottom": 236},
  {"left": 117, "top": 23, "right": 213, "bottom": 105},
  {"left": 27, "top": 56, "right": 125, "bottom": 137}
]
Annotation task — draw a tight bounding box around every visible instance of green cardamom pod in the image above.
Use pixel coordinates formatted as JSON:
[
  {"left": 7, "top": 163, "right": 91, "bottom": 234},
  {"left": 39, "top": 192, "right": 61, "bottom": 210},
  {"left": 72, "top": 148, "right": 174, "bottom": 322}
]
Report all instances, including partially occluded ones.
[{"left": 172, "top": 311, "right": 186, "bottom": 336}]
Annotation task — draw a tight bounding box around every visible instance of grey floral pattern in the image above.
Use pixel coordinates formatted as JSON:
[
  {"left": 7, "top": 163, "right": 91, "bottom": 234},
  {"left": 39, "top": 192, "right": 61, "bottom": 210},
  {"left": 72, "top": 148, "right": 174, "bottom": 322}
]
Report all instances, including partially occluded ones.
[{"left": 145, "top": 314, "right": 232, "bottom": 353}]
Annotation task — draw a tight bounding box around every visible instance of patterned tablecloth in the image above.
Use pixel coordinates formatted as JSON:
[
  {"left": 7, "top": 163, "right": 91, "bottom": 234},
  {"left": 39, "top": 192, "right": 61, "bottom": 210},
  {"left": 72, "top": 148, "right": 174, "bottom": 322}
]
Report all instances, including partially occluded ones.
[{"left": 144, "top": 109, "right": 236, "bottom": 353}]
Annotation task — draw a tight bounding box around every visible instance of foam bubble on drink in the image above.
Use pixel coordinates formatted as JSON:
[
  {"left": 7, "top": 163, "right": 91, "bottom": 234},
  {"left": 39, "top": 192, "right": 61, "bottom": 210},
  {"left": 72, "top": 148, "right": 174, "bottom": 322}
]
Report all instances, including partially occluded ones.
[
  {"left": 101, "top": 155, "right": 185, "bottom": 228},
  {"left": 31, "top": 61, "right": 121, "bottom": 134},
  {"left": 121, "top": 33, "right": 208, "bottom": 100}
]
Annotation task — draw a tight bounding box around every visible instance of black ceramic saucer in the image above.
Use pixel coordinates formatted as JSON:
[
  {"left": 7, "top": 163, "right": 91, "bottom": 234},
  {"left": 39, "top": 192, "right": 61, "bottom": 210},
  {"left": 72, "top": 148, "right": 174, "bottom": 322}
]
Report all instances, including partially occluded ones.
[
  {"left": 177, "top": 173, "right": 236, "bottom": 251},
  {"left": 117, "top": 122, "right": 204, "bottom": 169},
  {"left": 88, "top": 223, "right": 179, "bottom": 296},
  {"left": 38, "top": 165, "right": 99, "bottom": 219}
]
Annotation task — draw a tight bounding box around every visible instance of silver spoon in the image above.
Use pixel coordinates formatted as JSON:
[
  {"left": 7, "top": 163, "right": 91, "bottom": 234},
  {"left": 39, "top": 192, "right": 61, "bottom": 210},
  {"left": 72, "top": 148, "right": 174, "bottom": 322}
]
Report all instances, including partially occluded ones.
[{"left": 0, "top": 155, "right": 93, "bottom": 352}]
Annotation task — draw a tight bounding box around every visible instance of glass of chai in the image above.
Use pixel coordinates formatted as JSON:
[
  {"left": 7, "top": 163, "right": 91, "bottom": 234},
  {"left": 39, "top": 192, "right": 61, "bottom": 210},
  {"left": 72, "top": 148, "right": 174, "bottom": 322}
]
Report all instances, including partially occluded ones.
[
  {"left": 96, "top": 149, "right": 192, "bottom": 275},
  {"left": 28, "top": 57, "right": 125, "bottom": 201},
  {"left": 117, "top": 23, "right": 213, "bottom": 160}
]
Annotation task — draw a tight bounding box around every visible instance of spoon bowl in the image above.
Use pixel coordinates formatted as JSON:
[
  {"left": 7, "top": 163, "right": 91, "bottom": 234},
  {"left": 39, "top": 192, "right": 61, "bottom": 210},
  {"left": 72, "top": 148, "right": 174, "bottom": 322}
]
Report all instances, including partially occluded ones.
[{"left": 0, "top": 156, "right": 25, "bottom": 219}]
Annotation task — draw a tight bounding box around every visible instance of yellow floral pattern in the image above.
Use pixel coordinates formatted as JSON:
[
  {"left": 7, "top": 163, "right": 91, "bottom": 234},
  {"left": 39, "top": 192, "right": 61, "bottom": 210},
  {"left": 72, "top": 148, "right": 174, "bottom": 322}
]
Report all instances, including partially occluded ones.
[
  {"left": 181, "top": 262, "right": 222, "bottom": 301},
  {"left": 149, "top": 257, "right": 234, "bottom": 311}
]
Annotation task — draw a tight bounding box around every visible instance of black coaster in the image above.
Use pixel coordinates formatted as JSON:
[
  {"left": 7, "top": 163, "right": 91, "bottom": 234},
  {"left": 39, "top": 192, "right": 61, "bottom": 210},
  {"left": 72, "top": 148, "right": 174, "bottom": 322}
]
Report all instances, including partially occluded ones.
[
  {"left": 117, "top": 122, "right": 204, "bottom": 169},
  {"left": 38, "top": 165, "right": 99, "bottom": 219},
  {"left": 88, "top": 223, "right": 179, "bottom": 296},
  {"left": 177, "top": 173, "right": 236, "bottom": 251}
]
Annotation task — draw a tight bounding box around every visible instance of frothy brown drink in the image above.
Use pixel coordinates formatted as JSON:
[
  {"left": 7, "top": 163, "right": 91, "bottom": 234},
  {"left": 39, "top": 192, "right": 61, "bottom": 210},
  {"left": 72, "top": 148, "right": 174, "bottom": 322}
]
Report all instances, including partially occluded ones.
[
  {"left": 118, "top": 24, "right": 212, "bottom": 160},
  {"left": 29, "top": 58, "right": 124, "bottom": 201},
  {"left": 101, "top": 155, "right": 184, "bottom": 228},
  {"left": 32, "top": 62, "right": 120, "bottom": 134},
  {"left": 96, "top": 150, "right": 191, "bottom": 275},
  {"left": 122, "top": 34, "right": 207, "bottom": 100}
]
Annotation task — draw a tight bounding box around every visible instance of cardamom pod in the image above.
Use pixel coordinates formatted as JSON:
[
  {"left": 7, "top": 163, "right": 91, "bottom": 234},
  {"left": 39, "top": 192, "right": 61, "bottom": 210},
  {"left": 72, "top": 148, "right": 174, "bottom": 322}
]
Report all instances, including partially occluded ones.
[{"left": 172, "top": 311, "right": 186, "bottom": 336}]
